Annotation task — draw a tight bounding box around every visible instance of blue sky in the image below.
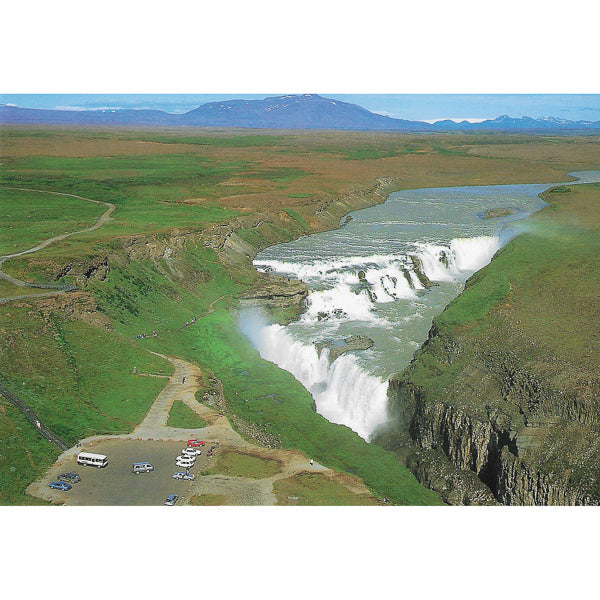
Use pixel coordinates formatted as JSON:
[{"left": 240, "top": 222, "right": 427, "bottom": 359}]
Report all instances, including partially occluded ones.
[{"left": 1, "top": 94, "right": 600, "bottom": 122}]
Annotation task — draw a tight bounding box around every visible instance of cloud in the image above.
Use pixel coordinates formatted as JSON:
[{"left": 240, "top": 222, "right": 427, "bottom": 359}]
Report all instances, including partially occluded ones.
[{"left": 423, "top": 118, "right": 489, "bottom": 124}]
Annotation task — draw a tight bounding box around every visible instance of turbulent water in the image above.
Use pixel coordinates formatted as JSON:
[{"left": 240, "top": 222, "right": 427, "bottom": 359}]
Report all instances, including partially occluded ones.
[{"left": 241, "top": 172, "right": 600, "bottom": 441}]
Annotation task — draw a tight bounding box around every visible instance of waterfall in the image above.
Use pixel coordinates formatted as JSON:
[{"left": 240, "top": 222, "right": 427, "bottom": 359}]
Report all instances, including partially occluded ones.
[
  {"left": 240, "top": 313, "right": 389, "bottom": 441},
  {"left": 247, "top": 234, "right": 501, "bottom": 439}
]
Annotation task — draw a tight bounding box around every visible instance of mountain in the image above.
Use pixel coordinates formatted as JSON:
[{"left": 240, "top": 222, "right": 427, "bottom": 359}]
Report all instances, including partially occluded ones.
[
  {"left": 2, "top": 95, "right": 600, "bottom": 132},
  {"left": 0, "top": 105, "right": 175, "bottom": 126},
  {"left": 180, "top": 94, "right": 431, "bottom": 131},
  {"left": 435, "top": 114, "right": 600, "bottom": 132}
]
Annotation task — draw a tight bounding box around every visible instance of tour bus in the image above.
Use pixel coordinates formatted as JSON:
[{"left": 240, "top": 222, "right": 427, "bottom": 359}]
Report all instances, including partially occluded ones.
[{"left": 76, "top": 451, "right": 108, "bottom": 468}]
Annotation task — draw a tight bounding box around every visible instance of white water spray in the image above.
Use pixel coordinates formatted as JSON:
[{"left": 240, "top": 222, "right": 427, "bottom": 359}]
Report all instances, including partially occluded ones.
[{"left": 255, "top": 235, "right": 500, "bottom": 324}]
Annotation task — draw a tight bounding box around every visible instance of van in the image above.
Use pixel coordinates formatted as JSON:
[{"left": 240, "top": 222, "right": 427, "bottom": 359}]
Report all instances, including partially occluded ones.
[
  {"left": 76, "top": 452, "right": 108, "bottom": 468},
  {"left": 132, "top": 462, "right": 154, "bottom": 474}
]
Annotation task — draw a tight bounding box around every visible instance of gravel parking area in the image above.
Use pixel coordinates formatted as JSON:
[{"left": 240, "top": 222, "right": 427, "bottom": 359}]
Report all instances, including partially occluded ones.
[{"left": 29, "top": 439, "right": 212, "bottom": 506}]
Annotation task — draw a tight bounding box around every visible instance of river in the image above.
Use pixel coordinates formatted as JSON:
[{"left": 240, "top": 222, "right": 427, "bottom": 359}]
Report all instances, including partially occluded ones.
[{"left": 240, "top": 171, "right": 600, "bottom": 441}]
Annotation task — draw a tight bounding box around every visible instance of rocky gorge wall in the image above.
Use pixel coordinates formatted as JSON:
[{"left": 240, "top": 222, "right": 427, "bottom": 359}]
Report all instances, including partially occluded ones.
[{"left": 380, "top": 300, "right": 600, "bottom": 506}]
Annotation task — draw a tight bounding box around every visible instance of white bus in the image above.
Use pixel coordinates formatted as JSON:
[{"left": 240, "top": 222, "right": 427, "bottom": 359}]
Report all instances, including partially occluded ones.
[{"left": 76, "top": 451, "right": 108, "bottom": 468}]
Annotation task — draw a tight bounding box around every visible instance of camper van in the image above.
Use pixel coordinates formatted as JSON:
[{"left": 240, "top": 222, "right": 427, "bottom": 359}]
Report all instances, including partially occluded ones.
[
  {"left": 132, "top": 462, "right": 154, "bottom": 474},
  {"left": 76, "top": 452, "right": 108, "bottom": 468}
]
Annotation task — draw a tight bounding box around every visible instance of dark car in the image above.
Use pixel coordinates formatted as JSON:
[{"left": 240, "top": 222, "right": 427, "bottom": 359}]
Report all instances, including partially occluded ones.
[
  {"left": 164, "top": 494, "right": 179, "bottom": 506},
  {"left": 49, "top": 481, "right": 72, "bottom": 491},
  {"left": 58, "top": 472, "right": 81, "bottom": 484}
]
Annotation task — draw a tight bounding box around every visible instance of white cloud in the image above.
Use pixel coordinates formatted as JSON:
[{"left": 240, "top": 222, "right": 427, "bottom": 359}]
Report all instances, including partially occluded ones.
[{"left": 423, "top": 117, "right": 489, "bottom": 124}]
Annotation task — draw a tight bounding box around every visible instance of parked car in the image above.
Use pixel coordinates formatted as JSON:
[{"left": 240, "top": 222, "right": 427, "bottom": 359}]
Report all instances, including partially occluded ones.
[
  {"left": 187, "top": 439, "right": 205, "bottom": 447},
  {"left": 172, "top": 471, "right": 195, "bottom": 481},
  {"left": 132, "top": 462, "right": 155, "bottom": 474},
  {"left": 58, "top": 472, "right": 80, "bottom": 484},
  {"left": 176, "top": 454, "right": 196, "bottom": 462},
  {"left": 176, "top": 456, "right": 195, "bottom": 468},
  {"left": 164, "top": 494, "right": 179, "bottom": 506},
  {"left": 49, "top": 481, "right": 72, "bottom": 491},
  {"left": 181, "top": 447, "right": 201, "bottom": 457}
]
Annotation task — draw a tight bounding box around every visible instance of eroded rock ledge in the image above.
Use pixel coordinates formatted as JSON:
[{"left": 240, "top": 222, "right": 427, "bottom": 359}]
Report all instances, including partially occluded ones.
[{"left": 315, "top": 335, "right": 375, "bottom": 362}]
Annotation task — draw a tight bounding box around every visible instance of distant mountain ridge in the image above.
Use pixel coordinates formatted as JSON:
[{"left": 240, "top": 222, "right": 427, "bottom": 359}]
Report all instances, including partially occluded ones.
[{"left": 2, "top": 94, "right": 600, "bottom": 132}]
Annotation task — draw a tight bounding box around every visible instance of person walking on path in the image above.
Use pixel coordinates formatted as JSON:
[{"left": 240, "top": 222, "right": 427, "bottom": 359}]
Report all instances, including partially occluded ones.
[
  {"left": 309, "top": 458, "right": 314, "bottom": 466},
  {"left": 182, "top": 376, "right": 186, "bottom": 384}
]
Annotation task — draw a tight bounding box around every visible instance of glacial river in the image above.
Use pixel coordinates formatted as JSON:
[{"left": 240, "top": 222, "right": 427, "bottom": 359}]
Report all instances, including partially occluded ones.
[{"left": 241, "top": 171, "right": 600, "bottom": 441}]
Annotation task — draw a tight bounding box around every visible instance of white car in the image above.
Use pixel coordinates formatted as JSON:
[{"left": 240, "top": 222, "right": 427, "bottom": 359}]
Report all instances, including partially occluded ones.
[
  {"left": 176, "top": 456, "right": 195, "bottom": 468},
  {"left": 181, "top": 447, "right": 201, "bottom": 457}
]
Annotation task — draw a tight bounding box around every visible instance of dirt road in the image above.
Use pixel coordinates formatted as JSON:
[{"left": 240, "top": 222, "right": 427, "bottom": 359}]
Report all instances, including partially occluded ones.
[{"left": 0, "top": 186, "right": 115, "bottom": 302}]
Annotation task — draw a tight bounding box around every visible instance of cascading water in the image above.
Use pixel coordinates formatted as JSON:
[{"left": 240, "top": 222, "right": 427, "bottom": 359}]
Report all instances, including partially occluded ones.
[
  {"left": 240, "top": 313, "right": 389, "bottom": 440},
  {"left": 245, "top": 235, "right": 500, "bottom": 440},
  {"left": 241, "top": 173, "right": 600, "bottom": 441}
]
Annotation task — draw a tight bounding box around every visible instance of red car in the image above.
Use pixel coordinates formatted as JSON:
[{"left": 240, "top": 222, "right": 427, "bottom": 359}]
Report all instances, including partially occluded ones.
[{"left": 187, "top": 439, "right": 205, "bottom": 447}]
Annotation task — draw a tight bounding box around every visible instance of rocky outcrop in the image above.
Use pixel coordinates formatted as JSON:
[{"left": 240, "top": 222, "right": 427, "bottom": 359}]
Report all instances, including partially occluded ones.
[
  {"left": 243, "top": 275, "right": 308, "bottom": 316},
  {"left": 483, "top": 207, "right": 517, "bottom": 219},
  {"left": 315, "top": 335, "right": 375, "bottom": 362},
  {"left": 406, "top": 446, "right": 499, "bottom": 505},
  {"left": 496, "top": 447, "right": 597, "bottom": 505},
  {"left": 53, "top": 255, "right": 110, "bottom": 286},
  {"left": 409, "top": 256, "right": 435, "bottom": 288}
]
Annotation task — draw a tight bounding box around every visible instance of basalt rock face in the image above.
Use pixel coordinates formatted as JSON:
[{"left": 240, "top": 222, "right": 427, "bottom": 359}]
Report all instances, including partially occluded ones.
[{"left": 383, "top": 327, "right": 600, "bottom": 506}]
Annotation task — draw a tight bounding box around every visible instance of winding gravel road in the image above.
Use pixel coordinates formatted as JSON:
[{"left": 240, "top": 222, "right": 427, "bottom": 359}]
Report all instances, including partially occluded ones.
[{"left": 0, "top": 186, "right": 115, "bottom": 303}]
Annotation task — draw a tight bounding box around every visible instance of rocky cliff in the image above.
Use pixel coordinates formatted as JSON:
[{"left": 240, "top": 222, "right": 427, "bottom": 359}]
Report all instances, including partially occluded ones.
[{"left": 380, "top": 324, "right": 600, "bottom": 505}]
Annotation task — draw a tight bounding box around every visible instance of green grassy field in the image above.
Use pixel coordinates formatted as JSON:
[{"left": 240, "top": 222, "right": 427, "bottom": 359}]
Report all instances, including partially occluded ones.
[
  {"left": 188, "top": 493, "right": 227, "bottom": 505},
  {"left": 204, "top": 450, "right": 282, "bottom": 479},
  {"left": 0, "top": 307, "right": 171, "bottom": 443},
  {"left": 0, "top": 397, "right": 55, "bottom": 505},
  {"left": 406, "top": 182, "right": 600, "bottom": 402},
  {"left": 435, "top": 183, "right": 600, "bottom": 337},
  {"left": 167, "top": 401, "right": 207, "bottom": 428},
  {"left": 274, "top": 472, "right": 377, "bottom": 505},
  {"left": 0, "top": 154, "right": 245, "bottom": 236},
  {"left": 0, "top": 188, "right": 107, "bottom": 255}
]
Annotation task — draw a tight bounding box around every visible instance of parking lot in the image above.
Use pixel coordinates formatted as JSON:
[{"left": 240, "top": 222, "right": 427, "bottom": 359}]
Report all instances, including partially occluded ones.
[{"left": 30, "top": 438, "right": 213, "bottom": 506}]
